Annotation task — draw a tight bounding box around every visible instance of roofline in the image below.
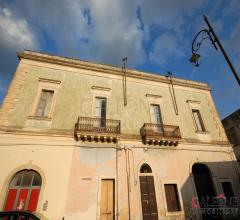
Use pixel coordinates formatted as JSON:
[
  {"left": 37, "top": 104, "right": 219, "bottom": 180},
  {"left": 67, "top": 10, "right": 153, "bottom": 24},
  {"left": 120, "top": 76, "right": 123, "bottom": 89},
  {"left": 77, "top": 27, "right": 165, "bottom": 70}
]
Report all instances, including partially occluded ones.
[
  {"left": 17, "top": 50, "right": 211, "bottom": 91},
  {"left": 222, "top": 108, "right": 240, "bottom": 121}
]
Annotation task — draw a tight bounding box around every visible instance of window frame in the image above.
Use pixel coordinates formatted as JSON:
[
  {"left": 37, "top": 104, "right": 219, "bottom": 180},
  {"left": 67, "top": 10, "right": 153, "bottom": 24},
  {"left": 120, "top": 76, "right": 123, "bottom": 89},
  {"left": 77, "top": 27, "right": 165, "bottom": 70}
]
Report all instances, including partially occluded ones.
[
  {"left": 35, "top": 89, "right": 54, "bottom": 118},
  {"left": 186, "top": 100, "right": 208, "bottom": 133},
  {"left": 91, "top": 86, "right": 111, "bottom": 120},
  {"left": 151, "top": 104, "right": 163, "bottom": 124},
  {"left": 94, "top": 96, "right": 107, "bottom": 127},
  {"left": 161, "top": 181, "right": 184, "bottom": 216},
  {"left": 4, "top": 170, "right": 42, "bottom": 212},
  {"left": 146, "top": 94, "right": 164, "bottom": 124},
  {"left": 164, "top": 184, "right": 181, "bottom": 212},
  {"left": 30, "top": 78, "right": 60, "bottom": 120},
  {"left": 192, "top": 109, "right": 206, "bottom": 132},
  {"left": 219, "top": 179, "right": 236, "bottom": 207}
]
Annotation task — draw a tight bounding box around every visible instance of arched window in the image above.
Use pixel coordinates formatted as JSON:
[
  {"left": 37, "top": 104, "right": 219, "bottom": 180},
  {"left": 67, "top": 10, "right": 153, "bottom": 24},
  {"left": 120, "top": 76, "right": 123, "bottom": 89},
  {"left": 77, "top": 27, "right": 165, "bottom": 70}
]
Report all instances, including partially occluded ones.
[
  {"left": 4, "top": 170, "right": 42, "bottom": 212},
  {"left": 140, "top": 163, "right": 152, "bottom": 173}
]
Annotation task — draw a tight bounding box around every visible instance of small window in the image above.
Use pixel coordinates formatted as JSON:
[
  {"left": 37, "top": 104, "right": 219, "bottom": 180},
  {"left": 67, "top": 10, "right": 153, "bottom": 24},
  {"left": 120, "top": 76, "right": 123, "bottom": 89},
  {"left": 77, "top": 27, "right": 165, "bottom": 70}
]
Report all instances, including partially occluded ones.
[
  {"left": 164, "top": 184, "right": 181, "bottom": 212},
  {"left": 36, "top": 90, "right": 54, "bottom": 117},
  {"left": 192, "top": 109, "right": 206, "bottom": 132},
  {"left": 151, "top": 104, "right": 163, "bottom": 124},
  {"left": 221, "top": 182, "right": 235, "bottom": 207},
  {"left": 140, "top": 163, "right": 152, "bottom": 173}
]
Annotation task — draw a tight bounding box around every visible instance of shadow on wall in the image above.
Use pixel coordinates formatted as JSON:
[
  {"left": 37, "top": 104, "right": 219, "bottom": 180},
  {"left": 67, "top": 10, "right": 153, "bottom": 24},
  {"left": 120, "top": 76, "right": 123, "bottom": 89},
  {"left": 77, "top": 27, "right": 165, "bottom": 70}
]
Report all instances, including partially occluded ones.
[{"left": 181, "top": 161, "right": 240, "bottom": 220}]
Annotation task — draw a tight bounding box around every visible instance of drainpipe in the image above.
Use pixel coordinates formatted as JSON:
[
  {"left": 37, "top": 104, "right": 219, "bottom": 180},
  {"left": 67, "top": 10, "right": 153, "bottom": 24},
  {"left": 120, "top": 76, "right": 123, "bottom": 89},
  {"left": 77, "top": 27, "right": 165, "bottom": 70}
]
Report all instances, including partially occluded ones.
[
  {"left": 116, "top": 143, "right": 119, "bottom": 220},
  {"left": 124, "top": 147, "right": 131, "bottom": 220}
]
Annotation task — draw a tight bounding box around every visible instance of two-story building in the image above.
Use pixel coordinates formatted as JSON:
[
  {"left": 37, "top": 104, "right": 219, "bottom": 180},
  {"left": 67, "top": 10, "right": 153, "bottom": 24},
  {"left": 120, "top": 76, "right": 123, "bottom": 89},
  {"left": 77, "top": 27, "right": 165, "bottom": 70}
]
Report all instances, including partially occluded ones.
[{"left": 0, "top": 50, "right": 239, "bottom": 220}]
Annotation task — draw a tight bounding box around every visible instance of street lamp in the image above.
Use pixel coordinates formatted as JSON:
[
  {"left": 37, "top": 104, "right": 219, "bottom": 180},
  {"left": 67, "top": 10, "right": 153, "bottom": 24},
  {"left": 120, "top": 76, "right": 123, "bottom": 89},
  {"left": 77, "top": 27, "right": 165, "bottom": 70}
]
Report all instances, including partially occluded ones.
[{"left": 190, "top": 15, "right": 240, "bottom": 86}]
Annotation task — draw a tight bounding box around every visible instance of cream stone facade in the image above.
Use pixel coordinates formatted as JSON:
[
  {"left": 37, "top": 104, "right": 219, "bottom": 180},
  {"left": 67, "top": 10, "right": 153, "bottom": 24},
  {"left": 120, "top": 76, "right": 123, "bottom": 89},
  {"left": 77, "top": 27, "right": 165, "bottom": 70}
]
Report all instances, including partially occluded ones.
[{"left": 0, "top": 50, "right": 239, "bottom": 220}]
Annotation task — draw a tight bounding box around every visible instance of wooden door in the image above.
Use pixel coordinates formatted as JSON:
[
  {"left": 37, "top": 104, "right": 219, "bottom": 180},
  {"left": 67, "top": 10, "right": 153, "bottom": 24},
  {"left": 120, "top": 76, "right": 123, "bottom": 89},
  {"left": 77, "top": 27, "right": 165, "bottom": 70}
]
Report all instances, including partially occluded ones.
[
  {"left": 140, "top": 176, "right": 158, "bottom": 220},
  {"left": 100, "top": 179, "right": 114, "bottom": 220}
]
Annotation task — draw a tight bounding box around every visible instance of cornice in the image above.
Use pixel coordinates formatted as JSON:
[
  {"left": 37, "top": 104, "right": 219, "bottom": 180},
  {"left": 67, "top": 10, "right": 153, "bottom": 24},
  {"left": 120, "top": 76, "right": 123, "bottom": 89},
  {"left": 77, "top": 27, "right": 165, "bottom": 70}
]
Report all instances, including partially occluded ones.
[
  {"left": 17, "top": 50, "right": 211, "bottom": 91},
  {"left": 0, "top": 126, "right": 73, "bottom": 138},
  {"left": 0, "top": 126, "right": 230, "bottom": 147}
]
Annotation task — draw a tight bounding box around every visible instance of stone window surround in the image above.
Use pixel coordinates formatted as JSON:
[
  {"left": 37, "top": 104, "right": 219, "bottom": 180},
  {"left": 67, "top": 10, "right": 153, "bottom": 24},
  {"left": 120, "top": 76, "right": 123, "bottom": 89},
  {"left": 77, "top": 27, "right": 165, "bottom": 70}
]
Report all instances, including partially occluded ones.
[
  {"left": 146, "top": 94, "right": 164, "bottom": 124},
  {"left": 29, "top": 78, "right": 61, "bottom": 120},
  {"left": 187, "top": 100, "right": 208, "bottom": 134},
  {"left": 219, "top": 178, "right": 236, "bottom": 198},
  {"left": 91, "top": 86, "right": 111, "bottom": 119},
  {"left": 161, "top": 180, "right": 184, "bottom": 216}
]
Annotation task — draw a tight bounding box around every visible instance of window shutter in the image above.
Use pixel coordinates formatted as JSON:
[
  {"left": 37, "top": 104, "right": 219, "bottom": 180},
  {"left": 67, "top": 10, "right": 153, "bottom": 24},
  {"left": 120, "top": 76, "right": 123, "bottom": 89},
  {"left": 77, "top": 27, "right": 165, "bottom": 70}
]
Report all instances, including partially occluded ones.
[
  {"left": 36, "top": 90, "right": 54, "bottom": 117},
  {"left": 43, "top": 91, "right": 53, "bottom": 117},
  {"left": 164, "top": 184, "right": 181, "bottom": 212}
]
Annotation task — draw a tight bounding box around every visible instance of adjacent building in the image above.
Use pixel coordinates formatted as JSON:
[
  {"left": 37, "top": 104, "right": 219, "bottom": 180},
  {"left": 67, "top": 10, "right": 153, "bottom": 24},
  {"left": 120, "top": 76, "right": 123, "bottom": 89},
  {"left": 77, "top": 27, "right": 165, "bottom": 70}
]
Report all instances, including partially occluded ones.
[
  {"left": 0, "top": 50, "right": 239, "bottom": 220},
  {"left": 222, "top": 109, "right": 240, "bottom": 162}
]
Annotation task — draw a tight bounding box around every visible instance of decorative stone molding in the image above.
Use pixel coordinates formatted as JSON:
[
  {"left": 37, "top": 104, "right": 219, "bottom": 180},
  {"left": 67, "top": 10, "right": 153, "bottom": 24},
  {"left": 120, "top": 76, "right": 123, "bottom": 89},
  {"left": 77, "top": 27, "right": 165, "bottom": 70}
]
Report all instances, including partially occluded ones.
[
  {"left": 91, "top": 86, "right": 111, "bottom": 91},
  {"left": 146, "top": 94, "right": 162, "bottom": 98},
  {"left": 17, "top": 50, "right": 211, "bottom": 91}
]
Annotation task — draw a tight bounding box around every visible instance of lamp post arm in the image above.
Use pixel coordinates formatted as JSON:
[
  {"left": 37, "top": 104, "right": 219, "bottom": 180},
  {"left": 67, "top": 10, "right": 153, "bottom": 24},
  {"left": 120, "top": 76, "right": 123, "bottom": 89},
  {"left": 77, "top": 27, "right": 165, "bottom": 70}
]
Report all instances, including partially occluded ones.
[{"left": 204, "top": 15, "right": 240, "bottom": 86}]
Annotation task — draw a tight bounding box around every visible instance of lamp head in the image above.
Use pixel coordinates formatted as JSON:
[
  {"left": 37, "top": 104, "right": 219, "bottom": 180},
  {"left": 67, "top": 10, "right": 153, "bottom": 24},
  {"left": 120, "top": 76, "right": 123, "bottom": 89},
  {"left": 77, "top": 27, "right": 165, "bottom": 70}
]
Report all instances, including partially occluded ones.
[{"left": 189, "top": 52, "right": 200, "bottom": 67}]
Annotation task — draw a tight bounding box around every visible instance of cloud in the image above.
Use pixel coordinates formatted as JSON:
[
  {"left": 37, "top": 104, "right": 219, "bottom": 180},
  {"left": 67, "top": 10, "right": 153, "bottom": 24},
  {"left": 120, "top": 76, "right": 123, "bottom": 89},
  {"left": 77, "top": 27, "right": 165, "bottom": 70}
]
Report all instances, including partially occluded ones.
[
  {"left": 1, "top": 0, "right": 145, "bottom": 67},
  {"left": 0, "top": 7, "right": 37, "bottom": 76},
  {"left": 0, "top": 8, "right": 36, "bottom": 48},
  {"left": 139, "top": 0, "right": 207, "bottom": 67},
  {"left": 88, "top": 0, "right": 145, "bottom": 66},
  {"left": 149, "top": 33, "right": 183, "bottom": 66}
]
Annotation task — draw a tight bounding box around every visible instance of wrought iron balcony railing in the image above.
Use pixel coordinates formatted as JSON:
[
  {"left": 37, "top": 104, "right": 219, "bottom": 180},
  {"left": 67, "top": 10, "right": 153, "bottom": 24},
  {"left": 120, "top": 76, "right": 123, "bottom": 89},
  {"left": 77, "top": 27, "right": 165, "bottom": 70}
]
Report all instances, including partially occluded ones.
[
  {"left": 74, "top": 117, "right": 121, "bottom": 143},
  {"left": 141, "top": 123, "right": 181, "bottom": 146}
]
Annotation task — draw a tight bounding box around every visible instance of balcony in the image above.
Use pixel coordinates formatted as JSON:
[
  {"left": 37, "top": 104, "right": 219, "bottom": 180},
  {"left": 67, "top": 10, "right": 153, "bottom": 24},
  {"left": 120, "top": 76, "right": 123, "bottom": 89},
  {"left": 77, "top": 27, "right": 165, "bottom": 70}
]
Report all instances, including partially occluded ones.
[
  {"left": 141, "top": 123, "right": 181, "bottom": 146},
  {"left": 74, "top": 117, "right": 121, "bottom": 143}
]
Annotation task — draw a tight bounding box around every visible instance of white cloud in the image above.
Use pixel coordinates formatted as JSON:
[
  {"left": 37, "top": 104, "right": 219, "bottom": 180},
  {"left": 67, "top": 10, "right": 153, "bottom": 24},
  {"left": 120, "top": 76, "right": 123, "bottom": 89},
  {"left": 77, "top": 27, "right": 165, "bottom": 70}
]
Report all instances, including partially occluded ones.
[
  {"left": 0, "top": 6, "right": 37, "bottom": 78},
  {"left": 3, "top": 0, "right": 145, "bottom": 67},
  {"left": 88, "top": 0, "right": 145, "bottom": 66},
  {"left": 0, "top": 7, "right": 37, "bottom": 50}
]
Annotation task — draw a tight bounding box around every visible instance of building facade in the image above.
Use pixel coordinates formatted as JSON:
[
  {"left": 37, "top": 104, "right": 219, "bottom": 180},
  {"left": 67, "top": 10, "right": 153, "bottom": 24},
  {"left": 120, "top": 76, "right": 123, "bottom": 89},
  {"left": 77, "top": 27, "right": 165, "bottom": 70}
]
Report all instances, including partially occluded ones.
[
  {"left": 222, "top": 109, "right": 240, "bottom": 163},
  {"left": 0, "top": 50, "right": 239, "bottom": 220}
]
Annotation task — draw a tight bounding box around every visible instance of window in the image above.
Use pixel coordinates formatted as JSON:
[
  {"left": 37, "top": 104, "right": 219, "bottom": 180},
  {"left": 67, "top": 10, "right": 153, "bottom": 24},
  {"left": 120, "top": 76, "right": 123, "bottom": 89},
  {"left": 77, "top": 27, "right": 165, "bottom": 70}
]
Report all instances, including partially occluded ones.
[
  {"left": 151, "top": 104, "right": 163, "bottom": 124},
  {"left": 36, "top": 90, "right": 54, "bottom": 117},
  {"left": 164, "top": 184, "right": 181, "bottom": 212},
  {"left": 139, "top": 164, "right": 158, "bottom": 219},
  {"left": 192, "top": 109, "right": 206, "bottom": 132},
  {"left": 140, "top": 163, "right": 152, "bottom": 173},
  {"left": 4, "top": 170, "right": 41, "bottom": 212},
  {"left": 221, "top": 182, "right": 235, "bottom": 207},
  {"left": 95, "top": 97, "right": 107, "bottom": 127}
]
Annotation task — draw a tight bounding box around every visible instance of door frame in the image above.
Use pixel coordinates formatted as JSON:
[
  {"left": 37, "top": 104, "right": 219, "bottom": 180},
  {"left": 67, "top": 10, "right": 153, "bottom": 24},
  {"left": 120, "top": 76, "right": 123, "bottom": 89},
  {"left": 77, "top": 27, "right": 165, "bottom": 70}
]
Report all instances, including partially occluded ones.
[
  {"left": 138, "top": 164, "right": 160, "bottom": 220},
  {"left": 98, "top": 178, "right": 115, "bottom": 220}
]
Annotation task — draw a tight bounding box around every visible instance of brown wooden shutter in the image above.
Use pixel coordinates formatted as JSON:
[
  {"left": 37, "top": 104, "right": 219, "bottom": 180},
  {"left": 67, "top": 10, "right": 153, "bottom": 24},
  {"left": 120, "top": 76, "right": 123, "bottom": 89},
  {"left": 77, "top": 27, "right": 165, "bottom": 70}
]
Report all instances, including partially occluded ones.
[
  {"left": 164, "top": 184, "right": 181, "bottom": 212},
  {"left": 139, "top": 176, "right": 158, "bottom": 220}
]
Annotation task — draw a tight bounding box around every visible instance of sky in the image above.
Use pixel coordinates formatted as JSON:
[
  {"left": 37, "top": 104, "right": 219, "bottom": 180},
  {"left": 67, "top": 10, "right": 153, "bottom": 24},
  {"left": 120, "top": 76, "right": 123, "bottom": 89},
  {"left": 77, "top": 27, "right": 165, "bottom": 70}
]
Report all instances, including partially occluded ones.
[{"left": 0, "top": 0, "right": 239, "bottom": 119}]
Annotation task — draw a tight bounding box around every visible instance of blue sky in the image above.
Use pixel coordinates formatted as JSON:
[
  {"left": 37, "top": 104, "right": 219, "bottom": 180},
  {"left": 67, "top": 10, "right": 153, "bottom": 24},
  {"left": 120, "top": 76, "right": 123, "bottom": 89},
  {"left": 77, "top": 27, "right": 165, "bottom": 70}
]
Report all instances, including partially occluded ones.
[{"left": 0, "top": 0, "right": 239, "bottom": 119}]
